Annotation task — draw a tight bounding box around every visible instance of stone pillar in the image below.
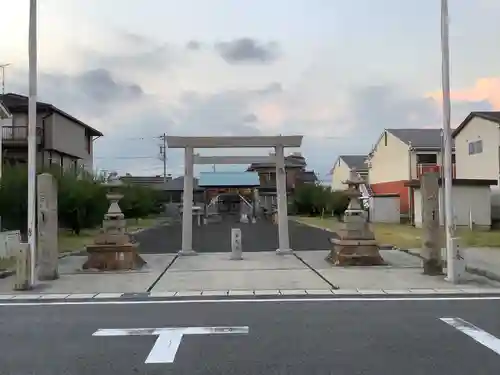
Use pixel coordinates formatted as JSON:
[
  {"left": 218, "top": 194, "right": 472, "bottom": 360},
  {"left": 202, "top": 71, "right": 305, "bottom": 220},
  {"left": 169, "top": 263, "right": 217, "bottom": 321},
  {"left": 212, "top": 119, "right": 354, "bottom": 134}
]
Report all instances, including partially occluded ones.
[
  {"left": 37, "top": 173, "right": 59, "bottom": 280},
  {"left": 420, "top": 172, "right": 443, "bottom": 275},
  {"left": 180, "top": 146, "right": 196, "bottom": 255},
  {"left": 275, "top": 145, "right": 292, "bottom": 254}
]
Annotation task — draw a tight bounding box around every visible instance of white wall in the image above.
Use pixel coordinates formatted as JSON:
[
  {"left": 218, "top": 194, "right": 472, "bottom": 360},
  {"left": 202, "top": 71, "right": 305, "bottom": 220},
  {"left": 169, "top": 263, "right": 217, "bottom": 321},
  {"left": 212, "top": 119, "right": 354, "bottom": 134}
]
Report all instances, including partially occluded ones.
[
  {"left": 369, "top": 196, "right": 400, "bottom": 223},
  {"left": 454, "top": 117, "right": 499, "bottom": 180},
  {"left": 413, "top": 185, "right": 491, "bottom": 228},
  {"left": 368, "top": 131, "right": 410, "bottom": 184},
  {"left": 331, "top": 158, "right": 351, "bottom": 191}
]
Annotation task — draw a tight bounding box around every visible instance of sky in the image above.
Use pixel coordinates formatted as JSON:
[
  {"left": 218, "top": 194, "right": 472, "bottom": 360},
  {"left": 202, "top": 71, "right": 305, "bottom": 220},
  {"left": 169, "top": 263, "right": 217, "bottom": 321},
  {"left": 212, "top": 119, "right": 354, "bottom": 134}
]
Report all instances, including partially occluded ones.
[{"left": 1, "top": 0, "right": 500, "bottom": 182}]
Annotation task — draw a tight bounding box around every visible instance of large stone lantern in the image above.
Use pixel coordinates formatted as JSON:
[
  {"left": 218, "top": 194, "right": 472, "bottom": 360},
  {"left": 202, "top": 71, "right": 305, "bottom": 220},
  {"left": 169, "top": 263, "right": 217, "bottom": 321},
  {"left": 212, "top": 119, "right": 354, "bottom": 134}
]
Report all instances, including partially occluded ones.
[
  {"left": 327, "top": 169, "right": 385, "bottom": 266},
  {"left": 82, "top": 172, "right": 146, "bottom": 270}
]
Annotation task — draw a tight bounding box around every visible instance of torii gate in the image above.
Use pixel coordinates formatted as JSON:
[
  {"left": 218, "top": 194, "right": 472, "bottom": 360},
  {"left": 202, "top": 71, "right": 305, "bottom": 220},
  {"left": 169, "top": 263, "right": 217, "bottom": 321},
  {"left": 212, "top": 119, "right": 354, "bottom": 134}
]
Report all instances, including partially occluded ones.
[{"left": 166, "top": 135, "right": 303, "bottom": 256}]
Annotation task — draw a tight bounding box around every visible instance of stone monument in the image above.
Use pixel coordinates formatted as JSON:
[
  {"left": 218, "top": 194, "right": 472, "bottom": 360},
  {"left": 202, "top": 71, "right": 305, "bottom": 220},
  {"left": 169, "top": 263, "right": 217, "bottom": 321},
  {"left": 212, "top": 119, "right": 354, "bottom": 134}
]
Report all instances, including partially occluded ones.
[
  {"left": 327, "top": 169, "right": 385, "bottom": 266},
  {"left": 82, "top": 173, "right": 146, "bottom": 271},
  {"left": 37, "top": 173, "right": 59, "bottom": 280},
  {"left": 420, "top": 171, "right": 443, "bottom": 275}
]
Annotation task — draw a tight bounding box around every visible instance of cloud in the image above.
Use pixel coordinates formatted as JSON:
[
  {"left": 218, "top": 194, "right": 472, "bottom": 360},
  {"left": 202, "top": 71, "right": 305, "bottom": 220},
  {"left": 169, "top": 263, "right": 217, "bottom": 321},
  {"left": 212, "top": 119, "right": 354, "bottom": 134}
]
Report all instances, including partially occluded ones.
[
  {"left": 214, "top": 38, "right": 281, "bottom": 64},
  {"left": 9, "top": 68, "right": 144, "bottom": 125},
  {"left": 186, "top": 40, "right": 202, "bottom": 51},
  {"left": 428, "top": 77, "right": 500, "bottom": 110}
]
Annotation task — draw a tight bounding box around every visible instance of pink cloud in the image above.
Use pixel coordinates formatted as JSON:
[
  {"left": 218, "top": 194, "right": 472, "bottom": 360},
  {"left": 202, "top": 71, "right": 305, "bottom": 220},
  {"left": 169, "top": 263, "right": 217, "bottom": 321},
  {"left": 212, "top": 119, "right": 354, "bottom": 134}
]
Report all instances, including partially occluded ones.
[{"left": 427, "top": 77, "right": 500, "bottom": 109}]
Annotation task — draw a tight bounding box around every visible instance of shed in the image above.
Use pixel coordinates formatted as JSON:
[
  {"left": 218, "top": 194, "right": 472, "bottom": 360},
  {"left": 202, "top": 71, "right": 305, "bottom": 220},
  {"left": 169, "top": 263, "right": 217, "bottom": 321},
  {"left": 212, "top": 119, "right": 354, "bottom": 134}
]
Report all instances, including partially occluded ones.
[
  {"left": 368, "top": 194, "right": 401, "bottom": 224},
  {"left": 405, "top": 178, "right": 497, "bottom": 229}
]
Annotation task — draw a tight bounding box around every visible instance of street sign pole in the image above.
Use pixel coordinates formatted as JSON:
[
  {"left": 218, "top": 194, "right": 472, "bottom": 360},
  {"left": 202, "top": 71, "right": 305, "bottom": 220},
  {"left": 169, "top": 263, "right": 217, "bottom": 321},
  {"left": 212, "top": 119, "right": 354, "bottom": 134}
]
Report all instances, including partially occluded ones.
[{"left": 28, "top": 0, "right": 38, "bottom": 285}]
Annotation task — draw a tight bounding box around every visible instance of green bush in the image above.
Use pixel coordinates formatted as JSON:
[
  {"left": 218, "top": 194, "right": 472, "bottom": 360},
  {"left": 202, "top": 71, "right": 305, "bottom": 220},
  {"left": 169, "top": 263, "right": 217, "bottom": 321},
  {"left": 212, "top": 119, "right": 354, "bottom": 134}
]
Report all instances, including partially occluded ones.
[
  {"left": 292, "top": 183, "right": 349, "bottom": 217},
  {"left": 0, "top": 165, "right": 159, "bottom": 235}
]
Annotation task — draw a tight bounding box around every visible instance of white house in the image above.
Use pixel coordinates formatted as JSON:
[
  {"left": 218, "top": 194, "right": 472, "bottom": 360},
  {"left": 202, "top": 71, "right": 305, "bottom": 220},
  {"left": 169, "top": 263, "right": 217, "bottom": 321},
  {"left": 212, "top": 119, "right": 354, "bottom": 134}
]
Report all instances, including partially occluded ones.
[
  {"left": 330, "top": 155, "right": 368, "bottom": 191},
  {"left": 453, "top": 111, "right": 500, "bottom": 219},
  {"left": 407, "top": 179, "right": 495, "bottom": 229}
]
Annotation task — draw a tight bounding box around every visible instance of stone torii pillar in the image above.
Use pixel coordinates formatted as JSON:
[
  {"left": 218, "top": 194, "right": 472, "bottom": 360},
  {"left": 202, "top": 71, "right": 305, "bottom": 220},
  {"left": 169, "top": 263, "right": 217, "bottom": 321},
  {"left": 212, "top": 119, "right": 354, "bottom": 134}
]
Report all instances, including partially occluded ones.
[
  {"left": 180, "top": 146, "right": 196, "bottom": 255},
  {"left": 275, "top": 145, "right": 291, "bottom": 254}
]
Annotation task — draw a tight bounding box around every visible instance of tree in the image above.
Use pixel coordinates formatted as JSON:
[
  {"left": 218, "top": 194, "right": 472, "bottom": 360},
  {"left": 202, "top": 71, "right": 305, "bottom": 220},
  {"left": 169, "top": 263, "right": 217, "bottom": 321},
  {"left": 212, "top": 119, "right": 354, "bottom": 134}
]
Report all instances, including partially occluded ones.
[
  {"left": 0, "top": 165, "right": 159, "bottom": 235},
  {"left": 292, "top": 183, "right": 349, "bottom": 217}
]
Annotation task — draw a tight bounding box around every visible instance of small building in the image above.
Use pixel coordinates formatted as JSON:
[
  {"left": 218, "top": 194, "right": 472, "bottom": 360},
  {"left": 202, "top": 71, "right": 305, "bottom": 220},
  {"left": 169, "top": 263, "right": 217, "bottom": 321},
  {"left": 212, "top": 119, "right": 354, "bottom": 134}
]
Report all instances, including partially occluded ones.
[
  {"left": 198, "top": 171, "right": 260, "bottom": 214},
  {"left": 367, "top": 128, "right": 456, "bottom": 219},
  {"left": 330, "top": 155, "right": 368, "bottom": 191},
  {"left": 0, "top": 93, "right": 102, "bottom": 172},
  {"left": 405, "top": 178, "right": 497, "bottom": 229}
]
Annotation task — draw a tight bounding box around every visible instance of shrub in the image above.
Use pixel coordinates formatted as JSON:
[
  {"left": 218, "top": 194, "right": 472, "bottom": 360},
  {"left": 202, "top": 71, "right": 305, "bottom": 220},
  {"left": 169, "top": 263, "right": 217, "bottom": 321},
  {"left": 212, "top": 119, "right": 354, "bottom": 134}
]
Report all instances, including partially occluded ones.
[
  {"left": 0, "top": 165, "right": 159, "bottom": 235},
  {"left": 292, "top": 183, "right": 349, "bottom": 217}
]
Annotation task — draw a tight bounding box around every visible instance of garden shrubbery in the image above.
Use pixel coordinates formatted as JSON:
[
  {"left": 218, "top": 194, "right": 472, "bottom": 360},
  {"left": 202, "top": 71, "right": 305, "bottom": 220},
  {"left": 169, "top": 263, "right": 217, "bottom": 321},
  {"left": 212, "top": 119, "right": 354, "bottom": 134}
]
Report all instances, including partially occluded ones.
[
  {"left": 291, "top": 183, "right": 350, "bottom": 219},
  {"left": 0, "top": 165, "right": 161, "bottom": 235}
]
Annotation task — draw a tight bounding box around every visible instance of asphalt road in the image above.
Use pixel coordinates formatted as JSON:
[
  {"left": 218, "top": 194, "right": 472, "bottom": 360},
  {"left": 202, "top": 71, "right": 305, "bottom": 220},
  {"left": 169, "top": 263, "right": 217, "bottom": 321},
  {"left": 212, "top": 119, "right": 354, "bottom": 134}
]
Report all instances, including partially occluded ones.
[
  {"left": 2, "top": 298, "right": 500, "bottom": 374},
  {"left": 135, "top": 218, "right": 333, "bottom": 253}
]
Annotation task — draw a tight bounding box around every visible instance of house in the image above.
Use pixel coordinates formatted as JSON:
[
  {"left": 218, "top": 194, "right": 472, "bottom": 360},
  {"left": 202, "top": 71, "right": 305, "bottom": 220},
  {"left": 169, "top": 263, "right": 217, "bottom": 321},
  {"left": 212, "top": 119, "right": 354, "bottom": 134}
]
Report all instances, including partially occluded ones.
[
  {"left": 405, "top": 177, "right": 497, "bottom": 229},
  {"left": 452, "top": 111, "right": 500, "bottom": 181},
  {"left": 330, "top": 155, "right": 368, "bottom": 191},
  {"left": 367, "top": 128, "right": 456, "bottom": 218},
  {"left": 247, "top": 152, "right": 318, "bottom": 192},
  {"left": 0, "top": 93, "right": 102, "bottom": 172},
  {"left": 452, "top": 111, "right": 500, "bottom": 220}
]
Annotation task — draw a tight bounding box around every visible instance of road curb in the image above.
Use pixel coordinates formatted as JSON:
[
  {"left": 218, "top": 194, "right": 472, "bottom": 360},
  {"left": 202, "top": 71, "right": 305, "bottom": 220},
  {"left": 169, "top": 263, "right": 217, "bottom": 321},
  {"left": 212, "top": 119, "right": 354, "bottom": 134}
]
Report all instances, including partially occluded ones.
[
  {"left": 2, "top": 287, "right": 500, "bottom": 303},
  {"left": 398, "top": 248, "right": 500, "bottom": 283}
]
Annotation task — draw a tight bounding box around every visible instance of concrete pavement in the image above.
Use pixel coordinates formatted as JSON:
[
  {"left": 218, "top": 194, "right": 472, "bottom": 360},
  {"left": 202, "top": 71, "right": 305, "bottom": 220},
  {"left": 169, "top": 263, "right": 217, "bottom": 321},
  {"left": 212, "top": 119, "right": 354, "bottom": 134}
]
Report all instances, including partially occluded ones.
[
  {"left": 1, "top": 249, "right": 500, "bottom": 297},
  {"left": 134, "top": 218, "right": 332, "bottom": 253},
  {"left": 2, "top": 298, "right": 500, "bottom": 374}
]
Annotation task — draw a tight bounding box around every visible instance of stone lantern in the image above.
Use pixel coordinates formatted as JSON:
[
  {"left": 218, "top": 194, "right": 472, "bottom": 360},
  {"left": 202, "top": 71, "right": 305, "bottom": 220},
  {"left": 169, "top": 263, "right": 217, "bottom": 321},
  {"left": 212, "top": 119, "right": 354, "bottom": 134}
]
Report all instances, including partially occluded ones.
[
  {"left": 327, "top": 169, "right": 385, "bottom": 266},
  {"left": 82, "top": 172, "right": 146, "bottom": 270}
]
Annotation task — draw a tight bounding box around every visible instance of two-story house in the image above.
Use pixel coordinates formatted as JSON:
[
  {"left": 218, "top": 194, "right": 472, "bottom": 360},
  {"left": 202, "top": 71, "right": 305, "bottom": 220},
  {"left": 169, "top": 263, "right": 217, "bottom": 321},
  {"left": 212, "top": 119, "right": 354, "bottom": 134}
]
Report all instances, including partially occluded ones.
[
  {"left": 247, "top": 152, "right": 317, "bottom": 191},
  {"left": 366, "top": 128, "right": 456, "bottom": 217},
  {"left": 453, "top": 111, "right": 500, "bottom": 219},
  {"left": 452, "top": 111, "right": 500, "bottom": 181},
  {"left": 330, "top": 155, "right": 369, "bottom": 191},
  {"left": 0, "top": 93, "right": 102, "bottom": 172}
]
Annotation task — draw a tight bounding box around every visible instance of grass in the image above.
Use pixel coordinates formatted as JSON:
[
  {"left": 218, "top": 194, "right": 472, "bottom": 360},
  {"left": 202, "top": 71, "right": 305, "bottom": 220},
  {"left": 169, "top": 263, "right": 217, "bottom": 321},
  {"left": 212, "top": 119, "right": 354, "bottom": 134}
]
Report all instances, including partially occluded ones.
[
  {"left": 295, "top": 216, "right": 500, "bottom": 249},
  {"left": 58, "top": 216, "right": 161, "bottom": 254}
]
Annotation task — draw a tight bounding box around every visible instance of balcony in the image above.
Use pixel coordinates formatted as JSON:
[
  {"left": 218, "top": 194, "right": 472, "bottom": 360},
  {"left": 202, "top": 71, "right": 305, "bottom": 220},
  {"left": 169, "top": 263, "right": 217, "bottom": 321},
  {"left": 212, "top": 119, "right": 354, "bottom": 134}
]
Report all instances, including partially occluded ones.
[
  {"left": 416, "top": 163, "right": 456, "bottom": 179},
  {"left": 2, "top": 126, "right": 43, "bottom": 145}
]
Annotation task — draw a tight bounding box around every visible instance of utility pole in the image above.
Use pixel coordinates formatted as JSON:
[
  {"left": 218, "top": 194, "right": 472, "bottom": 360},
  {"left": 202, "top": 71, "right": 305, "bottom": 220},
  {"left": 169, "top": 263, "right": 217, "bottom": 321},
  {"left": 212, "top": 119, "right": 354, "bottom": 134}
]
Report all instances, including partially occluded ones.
[
  {"left": 27, "top": 0, "right": 38, "bottom": 286},
  {"left": 440, "top": 0, "right": 457, "bottom": 283},
  {"left": 159, "top": 133, "right": 167, "bottom": 184},
  {"left": 0, "top": 63, "right": 11, "bottom": 95}
]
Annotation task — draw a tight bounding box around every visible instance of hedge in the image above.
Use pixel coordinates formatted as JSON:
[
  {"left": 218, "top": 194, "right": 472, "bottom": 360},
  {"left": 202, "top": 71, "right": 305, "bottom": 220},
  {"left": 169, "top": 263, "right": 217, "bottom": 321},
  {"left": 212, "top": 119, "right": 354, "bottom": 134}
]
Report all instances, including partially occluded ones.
[
  {"left": 0, "top": 165, "right": 161, "bottom": 235},
  {"left": 291, "top": 183, "right": 350, "bottom": 218}
]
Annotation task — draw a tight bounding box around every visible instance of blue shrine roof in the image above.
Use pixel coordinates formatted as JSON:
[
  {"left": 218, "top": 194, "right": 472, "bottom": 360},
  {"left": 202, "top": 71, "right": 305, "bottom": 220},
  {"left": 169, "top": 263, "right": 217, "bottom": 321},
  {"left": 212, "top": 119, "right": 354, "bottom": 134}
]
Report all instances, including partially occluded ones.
[{"left": 198, "top": 171, "right": 260, "bottom": 187}]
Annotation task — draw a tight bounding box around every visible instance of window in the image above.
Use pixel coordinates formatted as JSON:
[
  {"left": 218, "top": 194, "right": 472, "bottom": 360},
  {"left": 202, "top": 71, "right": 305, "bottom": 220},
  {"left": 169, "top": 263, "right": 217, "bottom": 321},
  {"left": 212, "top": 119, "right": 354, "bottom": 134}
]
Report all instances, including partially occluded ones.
[
  {"left": 416, "top": 153, "right": 437, "bottom": 164},
  {"left": 468, "top": 140, "right": 483, "bottom": 155}
]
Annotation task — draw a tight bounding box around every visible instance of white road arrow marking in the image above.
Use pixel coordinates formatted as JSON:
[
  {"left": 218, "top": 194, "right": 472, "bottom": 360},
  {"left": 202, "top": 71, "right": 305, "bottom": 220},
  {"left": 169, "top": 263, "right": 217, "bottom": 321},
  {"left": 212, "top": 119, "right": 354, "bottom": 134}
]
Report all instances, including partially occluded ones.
[
  {"left": 440, "top": 317, "right": 500, "bottom": 355},
  {"left": 93, "top": 326, "right": 249, "bottom": 364}
]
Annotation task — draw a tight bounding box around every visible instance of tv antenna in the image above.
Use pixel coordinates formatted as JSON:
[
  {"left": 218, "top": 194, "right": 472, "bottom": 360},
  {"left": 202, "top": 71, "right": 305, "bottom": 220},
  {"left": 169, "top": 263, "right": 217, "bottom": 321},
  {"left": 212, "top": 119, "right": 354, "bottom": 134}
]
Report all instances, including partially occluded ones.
[{"left": 0, "top": 63, "right": 11, "bottom": 95}]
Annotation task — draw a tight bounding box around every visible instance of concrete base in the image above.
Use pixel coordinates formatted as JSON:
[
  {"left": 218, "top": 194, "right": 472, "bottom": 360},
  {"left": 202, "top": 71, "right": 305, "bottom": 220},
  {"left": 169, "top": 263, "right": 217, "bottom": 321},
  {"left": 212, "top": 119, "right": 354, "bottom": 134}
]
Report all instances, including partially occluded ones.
[
  {"left": 83, "top": 244, "right": 146, "bottom": 271},
  {"left": 178, "top": 249, "right": 198, "bottom": 256},
  {"left": 276, "top": 248, "right": 294, "bottom": 255},
  {"left": 327, "top": 242, "right": 385, "bottom": 267}
]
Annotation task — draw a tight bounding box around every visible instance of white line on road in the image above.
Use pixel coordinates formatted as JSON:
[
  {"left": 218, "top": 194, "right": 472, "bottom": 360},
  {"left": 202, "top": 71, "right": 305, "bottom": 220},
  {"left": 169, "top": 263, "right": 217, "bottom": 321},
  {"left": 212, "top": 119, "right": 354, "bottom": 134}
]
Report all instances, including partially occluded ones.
[
  {"left": 1, "top": 296, "right": 500, "bottom": 307},
  {"left": 440, "top": 317, "right": 500, "bottom": 356},
  {"left": 93, "top": 327, "right": 249, "bottom": 364}
]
